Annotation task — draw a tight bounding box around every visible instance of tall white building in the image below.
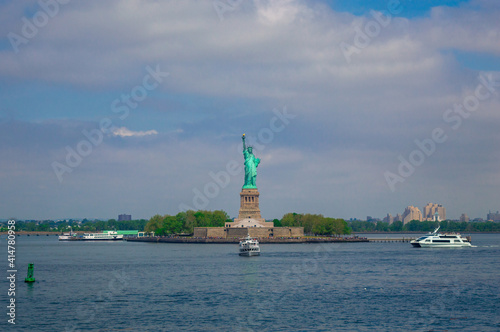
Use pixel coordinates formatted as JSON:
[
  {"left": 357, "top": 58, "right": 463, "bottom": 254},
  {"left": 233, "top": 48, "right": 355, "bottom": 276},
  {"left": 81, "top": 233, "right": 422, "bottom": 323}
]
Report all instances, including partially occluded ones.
[
  {"left": 423, "top": 203, "right": 446, "bottom": 221},
  {"left": 402, "top": 206, "right": 423, "bottom": 224}
]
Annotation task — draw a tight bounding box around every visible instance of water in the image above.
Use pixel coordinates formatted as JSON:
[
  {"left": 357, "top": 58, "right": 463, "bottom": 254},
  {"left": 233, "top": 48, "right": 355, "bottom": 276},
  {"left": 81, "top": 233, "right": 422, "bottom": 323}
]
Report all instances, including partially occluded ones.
[{"left": 1, "top": 234, "right": 499, "bottom": 331}]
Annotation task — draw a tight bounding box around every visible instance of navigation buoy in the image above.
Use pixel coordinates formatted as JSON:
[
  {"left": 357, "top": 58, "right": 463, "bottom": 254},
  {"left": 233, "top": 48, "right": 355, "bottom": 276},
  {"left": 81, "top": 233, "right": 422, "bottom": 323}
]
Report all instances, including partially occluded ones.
[{"left": 24, "top": 263, "right": 35, "bottom": 283}]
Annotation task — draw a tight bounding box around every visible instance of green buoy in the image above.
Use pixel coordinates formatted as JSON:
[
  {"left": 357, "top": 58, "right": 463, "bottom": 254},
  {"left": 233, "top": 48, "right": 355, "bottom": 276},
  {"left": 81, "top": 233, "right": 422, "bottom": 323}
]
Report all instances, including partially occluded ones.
[{"left": 24, "top": 263, "right": 35, "bottom": 283}]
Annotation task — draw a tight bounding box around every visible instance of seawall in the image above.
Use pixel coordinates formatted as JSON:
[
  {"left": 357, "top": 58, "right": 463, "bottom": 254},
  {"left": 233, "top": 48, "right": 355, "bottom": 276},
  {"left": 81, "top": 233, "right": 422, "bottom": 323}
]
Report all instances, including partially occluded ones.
[{"left": 126, "top": 237, "right": 369, "bottom": 244}]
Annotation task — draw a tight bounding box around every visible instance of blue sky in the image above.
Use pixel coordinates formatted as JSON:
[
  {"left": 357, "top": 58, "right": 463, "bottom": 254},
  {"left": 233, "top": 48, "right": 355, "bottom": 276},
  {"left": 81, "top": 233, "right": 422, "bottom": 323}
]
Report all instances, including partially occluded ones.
[
  {"left": 0, "top": 0, "right": 499, "bottom": 220},
  {"left": 324, "top": 0, "right": 468, "bottom": 17}
]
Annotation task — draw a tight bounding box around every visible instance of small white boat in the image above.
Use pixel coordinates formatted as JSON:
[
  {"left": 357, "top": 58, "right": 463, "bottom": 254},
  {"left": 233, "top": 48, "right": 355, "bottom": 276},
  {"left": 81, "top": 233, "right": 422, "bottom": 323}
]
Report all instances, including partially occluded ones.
[
  {"left": 411, "top": 227, "right": 471, "bottom": 248},
  {"left": 58, "top": 233, "right": 74, "bottom": 240},
  {"left": 239, "top": 235, "right": 260, "bottom": 256},
  {"left": 58, "top": 228, "right": 75, "bottom": 241}
]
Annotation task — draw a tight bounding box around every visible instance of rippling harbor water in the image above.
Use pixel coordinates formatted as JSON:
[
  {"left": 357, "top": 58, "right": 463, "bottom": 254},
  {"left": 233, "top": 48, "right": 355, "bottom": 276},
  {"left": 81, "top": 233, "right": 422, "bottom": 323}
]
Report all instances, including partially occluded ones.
[{"left": 1, "top": 234, "right": 499, "bottom": 331}]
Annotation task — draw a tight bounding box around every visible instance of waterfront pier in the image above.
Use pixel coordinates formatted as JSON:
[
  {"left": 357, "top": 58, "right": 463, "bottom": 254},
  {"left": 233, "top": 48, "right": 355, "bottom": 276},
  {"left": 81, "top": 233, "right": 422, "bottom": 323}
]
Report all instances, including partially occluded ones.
[{"left": 367, "top": 237, "right": 415, "bottom": 243}]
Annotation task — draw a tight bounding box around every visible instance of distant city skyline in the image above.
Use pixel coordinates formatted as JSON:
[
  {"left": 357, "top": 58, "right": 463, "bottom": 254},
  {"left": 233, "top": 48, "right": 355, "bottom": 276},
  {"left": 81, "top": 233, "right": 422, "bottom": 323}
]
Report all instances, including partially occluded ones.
[
  {"left": 1, "top": 0, "right": 499, "bottom": 221},
  {"left": 4, "top": 207, "right": 499, "bottom": 223}
]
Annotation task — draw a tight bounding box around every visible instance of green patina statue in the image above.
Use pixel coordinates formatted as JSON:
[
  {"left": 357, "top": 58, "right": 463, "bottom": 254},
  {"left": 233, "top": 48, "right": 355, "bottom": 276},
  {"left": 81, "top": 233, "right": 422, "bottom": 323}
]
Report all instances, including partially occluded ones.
[{"left": 242, "top": 134, "right": 260, "bottom": 189}]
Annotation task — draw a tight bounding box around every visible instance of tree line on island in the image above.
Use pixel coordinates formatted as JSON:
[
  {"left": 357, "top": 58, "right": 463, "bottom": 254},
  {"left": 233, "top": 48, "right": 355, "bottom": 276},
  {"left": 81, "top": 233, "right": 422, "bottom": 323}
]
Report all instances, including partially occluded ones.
[
  {"left": 3, "top": 219, "right": 149, "bottom": 233},
  {"left": 3, "top": 213, "right": 499, "bottom": 234},
  {"left": 144, "top": 210, "right": 231, "bottom": 235},
  {"left": 145, "top": 214, "right": 500, "bottom": 235},
  {"left": 2, "top": 211, "right": 352, "bottom": 236},
  {"left": 348, "top": 219, "right": 500, "bottom": 232},
  {"left": 143, "top": 211, "right": 352, "bottom": 236},
  {"left": 279, "top": 213, "right": 350, "bottom": 236}
]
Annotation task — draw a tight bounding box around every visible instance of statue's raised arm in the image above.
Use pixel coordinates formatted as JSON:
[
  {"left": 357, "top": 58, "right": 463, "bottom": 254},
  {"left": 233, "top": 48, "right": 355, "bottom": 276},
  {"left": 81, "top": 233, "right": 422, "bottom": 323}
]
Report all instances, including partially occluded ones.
[{"left": 242, "top": 133, "right": 246, "bottom": 151}]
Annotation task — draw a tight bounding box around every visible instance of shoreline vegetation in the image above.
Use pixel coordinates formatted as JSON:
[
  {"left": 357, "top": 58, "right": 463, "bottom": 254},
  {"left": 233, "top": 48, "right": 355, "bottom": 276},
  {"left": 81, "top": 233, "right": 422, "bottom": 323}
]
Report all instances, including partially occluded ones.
[
  {"left": 1, "top": 211, "right": 499, "bottom": 235},
  {"left": 348, "top": 219, "right": 500, "bottom": 233}
]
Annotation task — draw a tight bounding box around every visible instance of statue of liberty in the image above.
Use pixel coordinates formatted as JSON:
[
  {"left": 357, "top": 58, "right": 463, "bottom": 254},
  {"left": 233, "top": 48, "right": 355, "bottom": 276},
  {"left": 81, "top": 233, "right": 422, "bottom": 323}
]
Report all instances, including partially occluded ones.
[{"left": 242, "top": 134, "right": 260, "bottom": 189}]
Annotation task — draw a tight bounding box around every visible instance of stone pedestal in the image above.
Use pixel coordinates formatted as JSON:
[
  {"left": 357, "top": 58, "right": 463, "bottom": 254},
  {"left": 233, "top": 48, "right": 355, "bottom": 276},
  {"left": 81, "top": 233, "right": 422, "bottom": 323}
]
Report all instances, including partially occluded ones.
[
  {"left": 238, "top": 188, "right": 263, "bottom": 221},
  {"left": 225, "top": 188, "right": 274, "bottom": 228}
]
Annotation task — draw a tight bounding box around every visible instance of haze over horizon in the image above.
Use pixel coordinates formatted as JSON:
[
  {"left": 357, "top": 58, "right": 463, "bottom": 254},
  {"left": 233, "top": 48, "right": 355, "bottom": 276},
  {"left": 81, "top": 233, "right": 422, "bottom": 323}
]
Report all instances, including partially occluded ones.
[{"left": 1, "top": 0, "right": 499, "bottom": 221}]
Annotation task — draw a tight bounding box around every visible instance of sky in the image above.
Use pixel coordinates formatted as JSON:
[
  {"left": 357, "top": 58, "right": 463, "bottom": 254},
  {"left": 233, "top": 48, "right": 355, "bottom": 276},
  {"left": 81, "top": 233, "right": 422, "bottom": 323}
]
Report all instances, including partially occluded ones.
[{"left": 0, "top": 0, "right": 499, "bottom": 221}]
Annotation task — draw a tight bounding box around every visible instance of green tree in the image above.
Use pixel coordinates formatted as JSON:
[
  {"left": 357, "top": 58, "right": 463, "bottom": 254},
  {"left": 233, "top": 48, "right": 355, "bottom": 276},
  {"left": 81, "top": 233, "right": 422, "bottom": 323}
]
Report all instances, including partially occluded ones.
[
  {"left": 389, "top": 220, "right": 403, "bottom": 231},
  {"left": 403, "top": 220, "right": 421, "bottom": 231},
  {"left": 145, "top": 214, "right": 164, "bottom": 233},
  {"left": 375, "top": 221, "right": 389, "bottom": 232},
  {"left": 281, "top": 213, "right": 300, "bottom": 227},
  {"left": 25, "top": 222, "right": 37, "bottom": 231},
  {"left": 281, "top": 213, "right": 349, "bottom": 236},
  {"left": 38, "top": 223, "right": 50, "bottom": 232},
  {"left": 212, "top": 210, "right": 229, "bottom": 227}
]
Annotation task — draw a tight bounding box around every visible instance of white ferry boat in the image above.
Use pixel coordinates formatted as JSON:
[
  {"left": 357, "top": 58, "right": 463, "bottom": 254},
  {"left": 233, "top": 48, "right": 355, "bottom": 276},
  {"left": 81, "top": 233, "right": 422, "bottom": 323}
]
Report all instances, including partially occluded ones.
[
  {"left": 58, "top": 228, "right": 75, "bottom": 241},
  {"left": 80, "top": 231, "right": 124, "bottom": 241},
  {"left": 239, "top": 235, "right": 260, "bottom": 256},
  {"left": 411, "top": 227, "right": 471, "bottom": 248}
]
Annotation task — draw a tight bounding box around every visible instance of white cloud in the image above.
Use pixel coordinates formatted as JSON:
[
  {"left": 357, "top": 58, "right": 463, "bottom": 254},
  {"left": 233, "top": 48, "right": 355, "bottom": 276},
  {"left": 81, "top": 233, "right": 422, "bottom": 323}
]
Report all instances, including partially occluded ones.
[
  {"left": 1, "top": 1, "right": 499, "bottom": 220},
  {"left": 112, "top": 127, "right": 158, "bottom": 137},
  {"left": 254, "top": 0, "right": 302, "bottom": 25},
  {"left": 1, "top": 0, "right": 498, "bottom": 99},
  {"left": 424, "top": 3, "right": 500, "bottom": 54}
]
